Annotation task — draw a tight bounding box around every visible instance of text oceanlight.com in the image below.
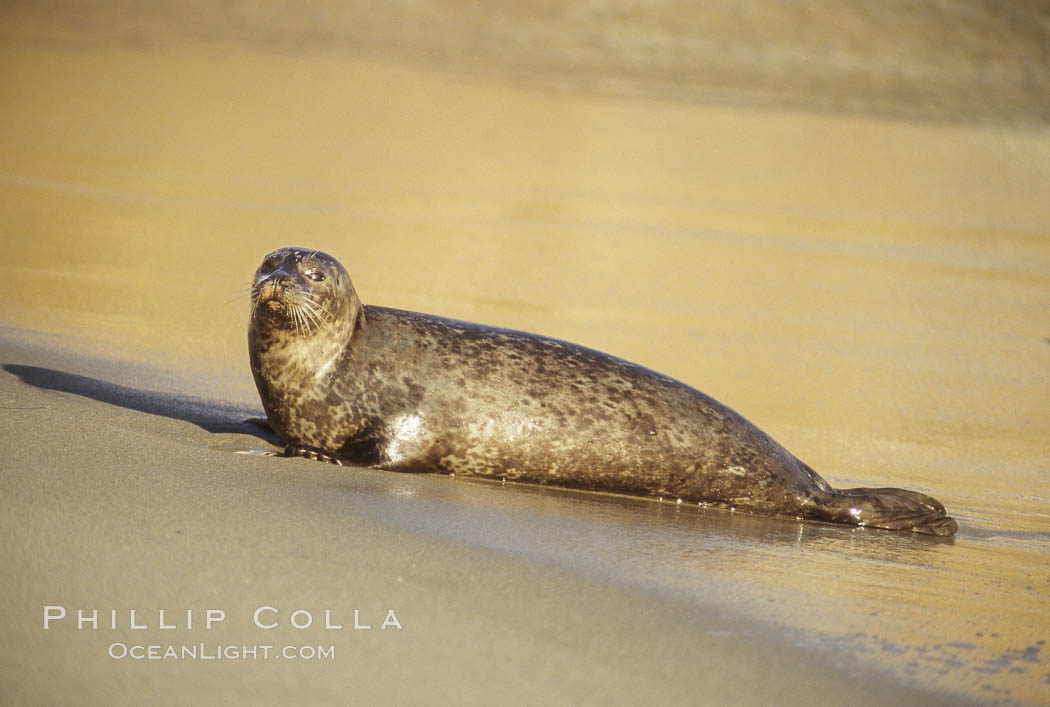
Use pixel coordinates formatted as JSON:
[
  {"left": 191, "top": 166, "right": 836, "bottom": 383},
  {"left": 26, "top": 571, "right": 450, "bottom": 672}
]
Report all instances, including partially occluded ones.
[{"left": 108, "top": 643, "right": 335, "bottom": 661}]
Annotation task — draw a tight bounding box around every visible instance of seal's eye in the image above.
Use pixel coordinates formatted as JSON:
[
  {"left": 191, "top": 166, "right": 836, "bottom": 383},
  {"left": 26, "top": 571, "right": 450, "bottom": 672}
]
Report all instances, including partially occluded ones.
[{"left": 305, "top": 269, "right": 326, "bottom": 282}]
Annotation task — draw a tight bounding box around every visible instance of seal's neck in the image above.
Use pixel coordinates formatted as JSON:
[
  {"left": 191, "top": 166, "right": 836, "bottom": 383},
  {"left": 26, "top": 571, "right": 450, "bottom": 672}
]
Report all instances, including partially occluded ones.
[{"left": 309, "top": 295, "right": 364, "bottom": 373}]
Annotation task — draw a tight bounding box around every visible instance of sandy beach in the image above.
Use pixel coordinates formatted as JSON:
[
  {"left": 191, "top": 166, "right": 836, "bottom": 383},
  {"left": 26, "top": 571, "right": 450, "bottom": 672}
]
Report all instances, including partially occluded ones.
[{"left": 2, "top": 3, "right": 1049, "bottom": 704}]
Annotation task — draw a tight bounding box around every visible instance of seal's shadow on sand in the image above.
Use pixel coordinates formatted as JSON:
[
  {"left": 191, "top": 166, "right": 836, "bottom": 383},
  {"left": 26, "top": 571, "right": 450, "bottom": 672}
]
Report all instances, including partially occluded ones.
[{"left": 3, "top": 363, "right": 278, "bottom": 444}]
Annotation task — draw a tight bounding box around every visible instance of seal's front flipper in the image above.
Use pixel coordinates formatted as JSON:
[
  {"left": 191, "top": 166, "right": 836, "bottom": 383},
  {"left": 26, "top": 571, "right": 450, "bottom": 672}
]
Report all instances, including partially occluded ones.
[
  {"left": 283, "top": 444, "right": 346, "bottom": 466},
  {"left": 822, "top": 487, "right": 958, "bottom": 536}
]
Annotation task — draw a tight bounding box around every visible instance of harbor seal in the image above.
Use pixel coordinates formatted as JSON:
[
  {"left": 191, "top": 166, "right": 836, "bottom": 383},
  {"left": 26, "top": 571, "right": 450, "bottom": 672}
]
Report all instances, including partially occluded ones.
[{"left": 248, "top": 247, "right": 957, "bottom": 536}]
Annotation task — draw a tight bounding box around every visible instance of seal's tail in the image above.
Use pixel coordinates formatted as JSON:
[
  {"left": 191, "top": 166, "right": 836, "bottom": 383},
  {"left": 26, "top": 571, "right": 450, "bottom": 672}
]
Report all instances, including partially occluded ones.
[{"left": 820, "top": 486, "right": 958, "bottom": 536}]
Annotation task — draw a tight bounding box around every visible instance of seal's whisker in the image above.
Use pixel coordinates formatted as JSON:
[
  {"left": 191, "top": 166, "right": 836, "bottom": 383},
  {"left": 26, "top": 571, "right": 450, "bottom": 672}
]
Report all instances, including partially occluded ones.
[
  {"left": 298, "top": 298, "right": 326, "bottom": 330},
  {"left": 300, "top": 292, "right": 332, "bottom": 319},
  {"left": 248, "top": 288, "right": 259, "bottom": 321},
  {"left": 297, "top": 306, "right": 316, "bottom": 333},
  {"left": 293, "top": 303, "right": 306, "bottom": 337},
  {"left": 292, "top": 295, "right": 321, "bottom": 328},
  {"left": 225, "top": 292, "right": 250, "bottom": 307}
]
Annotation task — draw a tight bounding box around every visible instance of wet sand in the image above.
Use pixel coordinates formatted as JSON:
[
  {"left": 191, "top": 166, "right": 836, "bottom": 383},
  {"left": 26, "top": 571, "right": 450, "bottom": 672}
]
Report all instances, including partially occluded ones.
[
  {"left": 1, "top": 333, "right": 962, "bottom": 705},
  {"left": 2, "top": 4, "right": 1049, "bottom": 704}
]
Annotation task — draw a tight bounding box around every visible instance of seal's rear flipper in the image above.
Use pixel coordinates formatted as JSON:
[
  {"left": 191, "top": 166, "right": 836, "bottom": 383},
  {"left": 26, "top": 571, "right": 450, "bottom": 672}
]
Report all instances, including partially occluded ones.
[{"left": 821, "top": 487, "right": 958, "bottom": 536}]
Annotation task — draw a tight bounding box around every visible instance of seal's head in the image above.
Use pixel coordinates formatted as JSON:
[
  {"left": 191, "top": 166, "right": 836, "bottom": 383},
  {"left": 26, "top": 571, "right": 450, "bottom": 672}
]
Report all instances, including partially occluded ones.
[{"left": 249, "top": 247, "right": 362, "bottom": 345}]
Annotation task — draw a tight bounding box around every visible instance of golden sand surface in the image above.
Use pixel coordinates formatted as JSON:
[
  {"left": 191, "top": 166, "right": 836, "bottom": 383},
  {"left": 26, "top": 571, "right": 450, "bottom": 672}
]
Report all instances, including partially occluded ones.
[{"left": 1, "top": 4, "right": 1049, "bottom": 704}]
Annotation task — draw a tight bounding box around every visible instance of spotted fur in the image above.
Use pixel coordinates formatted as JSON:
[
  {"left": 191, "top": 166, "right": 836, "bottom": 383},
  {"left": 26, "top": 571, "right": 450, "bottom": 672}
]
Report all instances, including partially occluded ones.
[{"left": 248, "top": 247, "right": 957, "bottom": 536}]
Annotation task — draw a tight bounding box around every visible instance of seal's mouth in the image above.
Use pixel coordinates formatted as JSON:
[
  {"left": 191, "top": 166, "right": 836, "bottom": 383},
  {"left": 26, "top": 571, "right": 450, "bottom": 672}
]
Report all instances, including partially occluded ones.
[
  {"left": 249, "top": 279, "right": 292, "bottom": 322},
  {"left": 253, "top": 278, "right": 288, "bottom": 306},
  {"left": 249, "top": 278, "right": 331, "bottom": 334}
]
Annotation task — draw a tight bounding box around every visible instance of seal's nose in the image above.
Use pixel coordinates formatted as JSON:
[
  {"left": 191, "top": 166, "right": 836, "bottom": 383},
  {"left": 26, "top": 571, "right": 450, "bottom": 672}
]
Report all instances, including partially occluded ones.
[{"left": 261, "top": 261, "right": 295, "bottom": 285}]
